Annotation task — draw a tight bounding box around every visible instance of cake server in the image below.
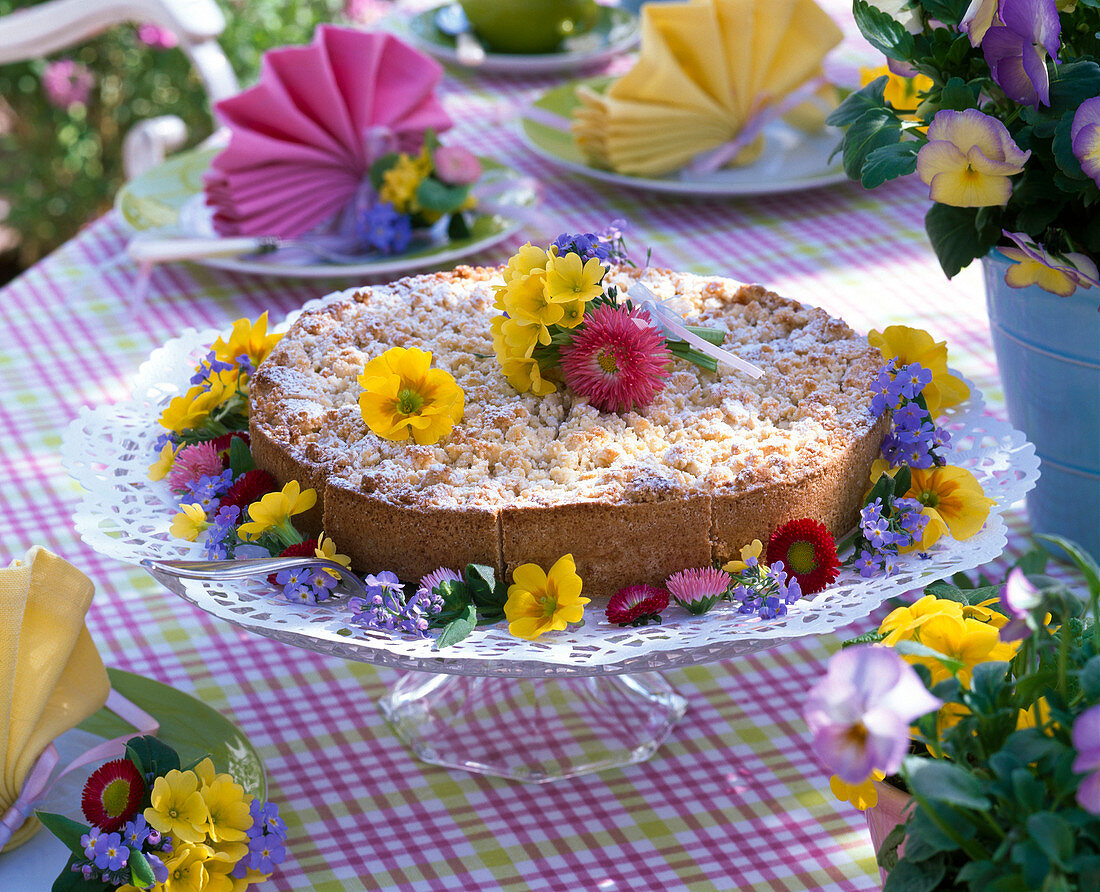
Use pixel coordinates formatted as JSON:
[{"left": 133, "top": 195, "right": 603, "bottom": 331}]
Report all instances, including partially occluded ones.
[{"left": 141, "top": 557, "right": 368, "bottom": 598}]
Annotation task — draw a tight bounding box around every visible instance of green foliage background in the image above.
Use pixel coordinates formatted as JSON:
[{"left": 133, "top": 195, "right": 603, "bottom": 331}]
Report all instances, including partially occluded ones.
[{"left": 0, "top": 0, "right": 348, "bottom": 265}]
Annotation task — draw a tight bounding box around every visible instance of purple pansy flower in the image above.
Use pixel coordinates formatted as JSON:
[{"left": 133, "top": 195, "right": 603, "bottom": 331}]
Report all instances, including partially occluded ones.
[
  {"left": 1072, "top": 97, "right": 1100, "bottom": 188},
  {"left": 1072, "top": 703, "right": 1100, "bottom": 814},
  {"left": 1001, "top": 230, "right": 1100, "bottom": 296},
  {"left": 999, "top": 567, "right": 1042, "bottom": 641},
  {"left": 804, "top": 645, "right": 942, "bottom": 784},
  {"left": 981, "top": 0, "right": 1061, "bottom": 107}
]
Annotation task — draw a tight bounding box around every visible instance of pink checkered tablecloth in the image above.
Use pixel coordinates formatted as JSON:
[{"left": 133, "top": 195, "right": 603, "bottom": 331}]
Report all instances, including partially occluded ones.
[{"left": 0, "top": 7, "right": 1042, "bottom": 891}]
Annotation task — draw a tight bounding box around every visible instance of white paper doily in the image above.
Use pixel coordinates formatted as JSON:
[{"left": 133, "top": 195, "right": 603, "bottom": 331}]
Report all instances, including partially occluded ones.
[{"left": 62, "top": 322, "right": 1039, "bottom": 676}]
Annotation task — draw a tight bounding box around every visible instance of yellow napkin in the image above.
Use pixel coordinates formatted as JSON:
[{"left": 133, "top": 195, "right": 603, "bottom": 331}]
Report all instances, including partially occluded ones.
[
  {"left": 0, "top": 547, "right": 110, "bottom": 850},
  {"left": 572, "top": 0, "right": 843, "bottom": 176}
]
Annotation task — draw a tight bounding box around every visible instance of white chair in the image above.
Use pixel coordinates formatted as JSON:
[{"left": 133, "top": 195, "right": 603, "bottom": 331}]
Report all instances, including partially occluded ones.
[{"left": 0, "top": 0, "right": 239, "bottom": 176}]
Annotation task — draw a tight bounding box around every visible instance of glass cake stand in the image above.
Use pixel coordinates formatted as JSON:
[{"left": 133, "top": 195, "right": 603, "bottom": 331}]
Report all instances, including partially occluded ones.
[{"left": 62, "top": 326, "right": 1040, "bottom": 782}]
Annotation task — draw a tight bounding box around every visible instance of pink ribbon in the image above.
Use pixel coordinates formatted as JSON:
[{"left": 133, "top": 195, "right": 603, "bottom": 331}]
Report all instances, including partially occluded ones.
[{"left": 0, "top": 690, "right": 160, "bottom": 852}]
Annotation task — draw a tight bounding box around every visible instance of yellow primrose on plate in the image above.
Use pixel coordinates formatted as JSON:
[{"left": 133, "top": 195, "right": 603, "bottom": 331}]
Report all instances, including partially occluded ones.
[
  {"left": 505, "top": 554, "right": 589, "bottom": 641},
  {"left": 211, "top": 311, "right": 283, "bottom": 369},
  {"left": 158, "top": 374, "right": 239, "bottom": 435},
  {"left": 357, "top": 346, "right": 464, "bottom": 445},
  {"left": 170, "top": 503, "right": 210, "bottom": 542},
  {"left": 148, "top": 440, "right": 179, "bottom": 481},
  {"left": 238, "top": 480, "right": 317, "bottom": 542},
  {"left": 867, "top": 324, "right": 970, "bottom": 417},
  {"left": 722, "top": 539, "right": 763, "bottom": 574}
]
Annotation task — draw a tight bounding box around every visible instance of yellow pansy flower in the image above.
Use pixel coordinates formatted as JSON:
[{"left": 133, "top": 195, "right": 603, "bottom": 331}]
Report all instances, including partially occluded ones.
[
  {"left": 149, "top": 440, "right": 179, "bottom": 481},
  {"left": 962, "top": 597, "right": 1009, "bottom": 629},
  {"left": 503, "top": 242, "right": 550, "bottom": 284},
  {"left": 867, "top": 325, "right": 970, "bottom": 417},
  {"left": 723, "top": 539, "right": 763, "bottom": 574},
  {"left": 911, "top": 613, "right": 1018, "bottom": 686},
  {"left": 829, "top": 770, "right": 886, "bottom": 811},
  {"left": 238, "top": 481, "right": 317, "bottom": 541},
  {"left": 170, "top": 503, "right": 211, "bottom": 542},
  {"left": 357, "top": 346, "right": 465, "bottom": 445},
  {"left": 145, "top": 770, "right": 210, "bottom": 844},
  {"left": 505, "top": 554, "right": 589, "bottom": 640},
  {"left": 543, "top": 251, "right": 605, "bottom": 304},
  {"left": 1017, "top": 696, "right": 1053, "bottom": 731},
  {"left": 879, "top": 594, "right": 963, "bottom": 644},
  {"left": 499, "top": 355, "right": 557, "bottom": 397},
  {"left": 915, "top": 108, "right": 1030, "bottom": 207},
  {"left": 211, "top": 312, "right": 282, "bottom": 369}
]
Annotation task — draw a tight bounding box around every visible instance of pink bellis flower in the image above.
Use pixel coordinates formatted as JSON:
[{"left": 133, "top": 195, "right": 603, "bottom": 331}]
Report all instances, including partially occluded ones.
[
  {"left": 1072, "top": 703, "right": 1100, "bottom": 814},
  {"left": 1001, "top": 230, "right": 1100, "bottom": 296},
  {"left": 804, "top": 645, "right": 942, "bottom": 784},
  {"left": 981, "top": 0, "right": 1061, "bottom": 107},
  {"left": 916, "top": 109, "right": 1030, "bottom": 207},
  {"left": 1072, "top": 97, "right": 1100, "bottom": 188},
  {"left": 41, "top": 59, "right": 94, "bottom": 110},
  {"left": 998, "top": 567, "right": 1043, "bottom": 641},
  {"left": 434, "top": 146, "right": 482, "bottom": 185}
]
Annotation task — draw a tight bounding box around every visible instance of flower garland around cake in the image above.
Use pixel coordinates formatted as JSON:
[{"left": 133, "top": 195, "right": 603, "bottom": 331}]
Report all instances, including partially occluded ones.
[
  {"left": 36, "top": 735, "right": 286, "bottom": 891},
  {"left": 148, "top": 294, "right": 998, "bottom": 648}
]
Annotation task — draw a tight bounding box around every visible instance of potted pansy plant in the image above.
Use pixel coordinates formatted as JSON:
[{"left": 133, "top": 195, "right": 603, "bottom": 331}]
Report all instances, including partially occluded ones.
[
  {"left": 804, "top": 535, "right": 1100, "bottom": 889},
  {"left": 830, "top": 0, "right": 1100, "bottom": 558}
]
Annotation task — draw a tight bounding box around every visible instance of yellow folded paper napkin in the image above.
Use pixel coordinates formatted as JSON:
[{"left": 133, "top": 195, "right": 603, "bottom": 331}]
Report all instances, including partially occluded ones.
[
  {"left": 0, "top": 547, "right": 110, "bottom": 851},
  {"left": 572, "top": 0, "right": 843, "bottom": 176}
]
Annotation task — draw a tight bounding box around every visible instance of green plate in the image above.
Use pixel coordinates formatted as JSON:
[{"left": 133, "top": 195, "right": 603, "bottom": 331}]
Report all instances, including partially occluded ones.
[
  {"left": 521, "top": 77, "right": 849, "bottom": 197},
  {"left": 406, "top": 4, "right": 639, "bottom": 74},
  {"left": 116, "top": 147, "right": 537, "bottom": 279},
  {"left": 78, "top": 669, "right": 265, "bottom": 800}
]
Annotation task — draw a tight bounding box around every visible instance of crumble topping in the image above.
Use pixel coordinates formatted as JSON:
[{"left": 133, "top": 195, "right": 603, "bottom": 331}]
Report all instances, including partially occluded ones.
[{"left": 251, "top": 266, "right": 882, "bottom": 510}]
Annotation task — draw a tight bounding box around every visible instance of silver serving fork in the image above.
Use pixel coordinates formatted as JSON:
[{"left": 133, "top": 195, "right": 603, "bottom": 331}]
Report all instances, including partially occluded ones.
[{"left": 141, "top": 557, "right": 369, "bottom": 599}]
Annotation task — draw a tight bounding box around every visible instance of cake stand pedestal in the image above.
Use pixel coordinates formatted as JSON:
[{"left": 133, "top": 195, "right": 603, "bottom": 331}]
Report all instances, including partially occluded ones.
[{"left": 378, "top": 671, "right": 687, "bottom": 782}]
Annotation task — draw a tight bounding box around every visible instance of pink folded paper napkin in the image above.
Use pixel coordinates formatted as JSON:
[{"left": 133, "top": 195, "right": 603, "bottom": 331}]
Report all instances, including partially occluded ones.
[{"left": 205, "top": 26, "right": 453, "bottom": 239}]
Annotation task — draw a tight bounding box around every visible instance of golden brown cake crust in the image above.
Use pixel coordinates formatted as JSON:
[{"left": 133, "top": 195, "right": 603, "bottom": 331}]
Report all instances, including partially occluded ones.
[{"left": 248, "top": 266, "right": 887, "bottom": 596}]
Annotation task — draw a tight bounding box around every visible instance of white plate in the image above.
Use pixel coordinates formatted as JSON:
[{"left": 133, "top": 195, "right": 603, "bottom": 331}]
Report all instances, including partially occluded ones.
[
  {"left": 521, "top": 78, "right": 850, "bottom": 197},
  {"left": 404, "top": 4, "right": 639, "bottom": 75},
  {"left": 116, "top": 148, "right": 538, "bottom": 279}
]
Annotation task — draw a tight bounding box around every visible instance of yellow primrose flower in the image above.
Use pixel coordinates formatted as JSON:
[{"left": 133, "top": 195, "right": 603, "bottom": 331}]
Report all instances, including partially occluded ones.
[
  {"left": 911, "top": 613, "right": 1018, "bottom": 686},
  {"left": 915, "top": 108, "right": 1030, "bottom": 207},
  {"left": 358, "top": 347, "right": 465, "bottom": 445},
  {"left": 158, "top": 377, "right": 236, "bottom": 435},
  {"left": 543, "top": 251, "right": 606, "bottom": 304},
  {"left": 149, "top": 440, "right": 179, "bottom": 481},
  {"left": 879, "top": 594, "right": 964, "bottom": 645},
  {"left": 829, "top": 769, "right": 886, "bottom": 811},
  {"left": 193, "top": 758, "right": 252, "bottom": 845},
  {"left": 170, "top": 503, "right": 211, "bottom": 542},
  {"left": 867, "top": 325, "right": 970, "bottom": 417},
  {"left": 238, "top": 481, "right": 317, "bottom": 541},
  {"left": 145, "top": 769, "right": 210, "bottom": 844},
  {"left": 159, "top": 842, "right": 214, "bottom": 892},
  {"left": 859, "top": 65, "right": 933, "bottom": 118},
  {"left": 1017, "top": 696, "right": 1053, "bottom": 731},
  {"left": 904, "top": 465, "right": 995, "bottom": 549},
  {"left": 505, "top": 553, "right": 589, "bottom": 640},
  {"left": 316, "top": 532, "right": 352, "bottom": 571},
  {"left": 212, "top": 312, "right": 282, "bottom": 369},
  {"left": 498, "top": 274, "right": 564, "bottom": 344},
  {"left": 503, "top": 242, "right": 550, "bottom": 284},
  {"left": 499, "top": 355, "right": 557, "bottom": 397},
  {"left": 379, "top": 154, "right": 425, "bottom": 212},
  {"left": 491, "top": 315, "right": 539, "bottom": 363},
  {"left": 723, "top": 539, "right": 763, "bottom": 574},
  {"left": 204, "top": 857, "right": 267, "bottom": 892}
]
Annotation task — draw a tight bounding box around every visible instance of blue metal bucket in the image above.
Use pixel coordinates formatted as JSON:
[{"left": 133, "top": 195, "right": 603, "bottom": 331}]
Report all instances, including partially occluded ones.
[{"left": 983, "top": 252, "right": 1100, "bottom": 559}]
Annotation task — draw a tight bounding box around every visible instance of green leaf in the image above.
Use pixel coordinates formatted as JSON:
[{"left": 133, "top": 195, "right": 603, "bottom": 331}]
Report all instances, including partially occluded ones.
[
  {"left": 1011, "top": 768, "right": 1048, "bottom": 814},
  {"left": 128, "top": 848, "right": 157, "bottom": 888},
  {"left": 1036, "top": 534, "right": 1100, "bottom": 598},
  {"left": 861, "top": 141, "right": 919, "bottom": 188},
  {"left": 1081, "top": 656, "right": 1100, "bottom": 700},
  {"left": 434, "top": 603, "right": 477, "bottom": 649},
  {"left": 827, "top": 76, "right": 889, "bottom": 127},
  {"left": 36, "top": 811, "right": 90, "bottom": 856},
  {"left": 893, "top": 465, "right": 912, "bottom": 497},
  {"left": 1053, "top": 112, "right": 1088, "bottom": 181},
  {"left": 968, "top": 661, "right": 1010, "bottom": 704},
  {"left": 428, "top": 579, "right": 473, "bottom": 626},
  {"left": 415, "top": 178, "right": 470, "bottom": 214},
  {"left": 1047, "top": 61, "right": 1100, "bottom": 115},
  {"left": 923, "top": 580, "right": 967, "bottom": 602},
  {"left": 853, "top": 0, "right": 917, "bottom": 59},
  {"left": 125, "top": 735, "right": 180, "bottom": 779},
  {"left": 447, "top": 212, "right": 471, "bottom": 241},
  {"left": 893, "top": 639, "right": 965, "bottom": 674},
  {"left": 877, "top": 821, "right": 908, "bottom": 870},
  {"left": 882, "top": 854, "right": 946, "bottom": 892},
  {"left": 465, "top": 563, "right": 497, "bottom": 597},
  {"left": 1015, "top": 549, "right": 1049, "bottom": 577},
  {"left": 368, "top": 152, "right": 400, "bottom": 190},
  {"left": 867, "top": 469, "right": 896, "bottom": 507},
  {"left": 925, "top": 203, "right": 988, "bottom": 278},
  {"left": 842, "top": 108, "right": 903, "bottom": 181},
  {"left": 904, "top": 755, "right": 989, "bottom": 810},
  {"left": 1011, "top": 838, "right": 1053, "bottom": 888},
  {"left": 1003, "top": 728, "right": 1070, "bottom": 765},
  {"left": 938, "top": 76, "right": 980, "bottom": 111},
  {"left": 842, "top": 630, "right": 886, "bottom": 647},
  {"left": 51, "top": 855, "right": 111, "bottom": 892},
  {"left": 228, "top": 434, "right": 254, "bottom": 478},
  {"left": 907, "top": 802, "right": 967, "bottom": 853}
]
